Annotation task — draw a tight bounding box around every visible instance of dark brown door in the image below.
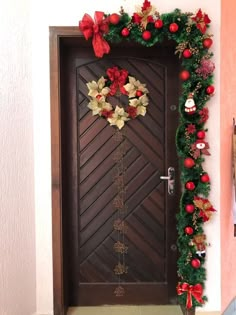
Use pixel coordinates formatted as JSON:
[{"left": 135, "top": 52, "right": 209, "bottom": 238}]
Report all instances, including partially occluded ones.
[{"left": 60, "top": 40, "right": 180, "bottom": 306}]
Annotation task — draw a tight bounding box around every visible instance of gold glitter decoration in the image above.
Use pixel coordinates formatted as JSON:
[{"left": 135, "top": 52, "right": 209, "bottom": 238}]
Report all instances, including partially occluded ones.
[
  {"left": 113, "top": 129, "right": 124, "bottom": 142},
  {"left": 114, "top": 241, "right": 128, "bottom": 254},
  {"left": 114, "top": 262, "right": 128, "bottom": 275},
  {"left": 175, "top": 42, "right": 188, "bottom": 57},
  {"left": 114, "top": 285, "right": 125, "bottom": 297},
  {"left": 113, "top": 150, "right": 124, "bottom": 162},
  {"left": 113, "top": 219, "right": 128, "bottom": 234},
  {"left": 113, "top": 195, "right": 125, "bottom": 209},
  {"left": 112, "top": 129, "right": 128, "bottom": 296}
]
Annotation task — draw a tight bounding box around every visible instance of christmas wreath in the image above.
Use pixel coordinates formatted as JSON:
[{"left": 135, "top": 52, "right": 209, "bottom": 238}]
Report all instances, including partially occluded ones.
[
  {"left": 79, "top": 0, "right": 216, "bottom": 311},
  {"left": 86, "top": 66, "right": 149, "bottom": 129}
]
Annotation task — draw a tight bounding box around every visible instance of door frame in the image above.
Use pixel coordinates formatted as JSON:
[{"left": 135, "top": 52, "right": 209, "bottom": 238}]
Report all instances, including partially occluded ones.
[
  {"left": 49, "top": 26, "right": 180, "bottom": 315},
  {"left": 50, "top": 26, "right": 80, "bottom": 315}
]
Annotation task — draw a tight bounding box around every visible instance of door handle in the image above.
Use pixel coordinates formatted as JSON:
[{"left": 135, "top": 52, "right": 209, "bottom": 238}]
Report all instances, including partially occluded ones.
[{"left": 160, "top": 167, "right": 175, "bottom": 195}]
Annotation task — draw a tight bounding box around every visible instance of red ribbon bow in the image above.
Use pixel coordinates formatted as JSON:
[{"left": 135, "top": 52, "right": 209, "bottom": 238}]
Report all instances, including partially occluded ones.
[
  {"left": 177, "top": 282, "right": 204, "bottom": 309},
  {"left": 106, "top": 67, "right": 129, "bottom": 96},
  {"left": 79, "top": 11, "right": 110, "bottom": 58}
]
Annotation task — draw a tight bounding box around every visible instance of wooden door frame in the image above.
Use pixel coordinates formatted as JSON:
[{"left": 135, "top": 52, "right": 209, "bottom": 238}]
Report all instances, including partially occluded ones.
[
  {"left": 49, "top": 26, "right": 179, "bottom": 315},
  {"left": 50, "top": 26, "right": 82, "bottom": 315}
]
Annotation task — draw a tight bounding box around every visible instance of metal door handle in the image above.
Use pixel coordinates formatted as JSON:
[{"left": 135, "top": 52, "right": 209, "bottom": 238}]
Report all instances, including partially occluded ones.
[{"left": 160, "top": 167, "right": 175, "bottom": 195}]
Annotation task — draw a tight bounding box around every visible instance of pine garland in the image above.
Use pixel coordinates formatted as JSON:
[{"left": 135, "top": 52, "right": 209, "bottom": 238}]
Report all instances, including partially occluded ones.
[{"left": 79, "top": 1, "right": 216, "bottom": 310}]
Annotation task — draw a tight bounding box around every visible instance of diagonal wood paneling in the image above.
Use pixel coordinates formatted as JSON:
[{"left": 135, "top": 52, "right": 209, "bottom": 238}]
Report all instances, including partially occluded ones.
[
  {"left": 73, "top": 52, "right": 182, "bottom": 307},
  {"left": 77, "top": 58, "right": 167, "bottom": 286}
]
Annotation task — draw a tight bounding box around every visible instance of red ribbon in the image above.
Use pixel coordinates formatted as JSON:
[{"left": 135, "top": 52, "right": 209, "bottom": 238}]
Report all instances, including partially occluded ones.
[
  {"left": 106, "top": 67, "right": 129, "bottom": 96},
  {"left": 79, "top": 11, "right": 110, "bottom": 58},
  {"left": 177, "top": 282, "right": 204, "bottom": 309}
]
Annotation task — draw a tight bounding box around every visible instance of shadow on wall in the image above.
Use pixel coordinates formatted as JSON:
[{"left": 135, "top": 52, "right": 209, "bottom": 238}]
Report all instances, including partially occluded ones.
[{"left": 223, "top": 298, "right": 236, "bottom": 315}]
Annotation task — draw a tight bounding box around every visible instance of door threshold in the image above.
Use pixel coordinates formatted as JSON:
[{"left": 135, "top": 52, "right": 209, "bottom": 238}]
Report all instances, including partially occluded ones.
[{"left": 68, "top": 305, "right": 182, "bottom": 315}]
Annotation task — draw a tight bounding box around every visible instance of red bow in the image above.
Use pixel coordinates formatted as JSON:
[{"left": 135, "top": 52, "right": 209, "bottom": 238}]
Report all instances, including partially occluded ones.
[
  {"left": 177, "top": 282, "right": 204, "bottom": 309},
  {"left": 79, "top": 11, "right": 110, "bottom": 58},
  {"left": 106, "top": 67, "right": 129, "bottom": 96}
]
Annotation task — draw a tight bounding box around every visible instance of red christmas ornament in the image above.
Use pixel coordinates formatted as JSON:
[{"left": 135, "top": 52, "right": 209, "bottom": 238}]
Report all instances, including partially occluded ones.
[
  {"left": 203, "top": 38, "right": 213, "bottom": 49},
  {"left": 185, "top": 204, "right": 195, "bottom": 214},
  {"left": 201, "top": 173, "right": 210, "bottom": 183},
  {"left": 191, "top": 258, "right": 201, "bottom": 269},
  {"left": 206, "top": 85, "right": 215, "bottom": 95},
  {"left": 180, "top": 70, "right": 190, "bottom": 81},
  {"left": 185, "top": 226, "right": 194, "bottom": 235},
  {"left": 185, "top": 181, "right": 195, "bottom": 191},
  {"left": 121, "top": 28, "right": 130, "bottom": 37},
  {"left": 169, "top": 23, "right": 179, "bottom": 33},
  {"left": 183, "top": 49, "right": 192, "bottom": 58},
  {"left": 109, "top": 13, "right": 120, "bottom": 25},
  {"left": 197, "top": 130, "right": 206, "bottom": 139},
  {"left": 142, "top": 30, "right": 152, "bottom": 41},
  {"left": 136, "top": 90, "right": 143, "bottom": 97},
  {"left": 155, "top": 19, "right": 163, "bottom": 29},
  {"left": 184, "top": 157, "right": 195, "bottom": 168}
]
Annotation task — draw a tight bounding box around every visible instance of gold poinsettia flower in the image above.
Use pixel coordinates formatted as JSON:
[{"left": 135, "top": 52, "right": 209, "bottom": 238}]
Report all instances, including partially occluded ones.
[
  {"left": 107, "top": 106, "right": 130, "bottom": 129},
  {"left": 88, "top": 98, "right": 112, "bottom": 116},
  {"left": 87, "top": 77, "right": 110, "bottom": 98},
  {"left": 129, "top": 94, "right": 149, "bottom": 116},
  {"left": 123, "top": 76, "right": 149, "bottom": 97}
]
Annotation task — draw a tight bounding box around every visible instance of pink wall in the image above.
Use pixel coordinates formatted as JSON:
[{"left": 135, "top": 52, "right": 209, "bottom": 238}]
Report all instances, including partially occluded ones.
[{"left": 221, "top": 0, "right": 236, "bottom": 311}]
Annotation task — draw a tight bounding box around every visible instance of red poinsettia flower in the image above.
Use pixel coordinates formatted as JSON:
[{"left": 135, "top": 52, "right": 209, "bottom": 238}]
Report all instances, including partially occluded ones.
[
  {"left": 142, "top": 0, "right": 151, "bottom": 11},
  {"left": 192, "top": 9, "right": 211, "bottom": 34},
  {"left": 132, "top": 13, "right": 142, "bottom": 24},
  {"left": 186, "top": 124, "right": 196, "bottom": 135},
  {"left": 127, "top": 106, "right": 138, "bottom": 119},
  {"left": 199, "top": 107, "right": 209, "bottom": 123},
  {"left": 106, "top": 66, "right": 128, "bottom": 96},
  {"left": 101, "top": 109, "right": 113, "bottom": 118},
  {"left": 131, "top": 0, "right": 156, "bottom": 29}
]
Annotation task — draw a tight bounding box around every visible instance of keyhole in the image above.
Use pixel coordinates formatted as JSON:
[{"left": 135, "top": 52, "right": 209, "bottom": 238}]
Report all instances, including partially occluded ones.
[{"left": 170, "top": 244, "right": 177, "bottom": 251}]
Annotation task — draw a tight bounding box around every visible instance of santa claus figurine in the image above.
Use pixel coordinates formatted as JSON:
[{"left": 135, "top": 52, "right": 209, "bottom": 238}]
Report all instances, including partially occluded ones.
[{"left": 184, "top": 92, "right": 196, "bottom": 114}]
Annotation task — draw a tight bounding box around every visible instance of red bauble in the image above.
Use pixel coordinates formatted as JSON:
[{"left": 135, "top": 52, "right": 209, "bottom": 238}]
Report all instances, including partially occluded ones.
[
  {"left": 185, "top": 204, "right": 195, "bottom": 214},
  {"left": 206, "top": 85, "right": 215, "bottom": 95},
  {"left": 180, "top": 70, "right": 190, "bottom": 81},
  {"left": 142, "top": 30, "right": 152, "bottom": 41},
  {"left": 121, "top": 28, "right": 130, "bottom": 37},
  {"left": 197, "top": 130, "right": 206, "bottom": 139},
  {"left": 191, "top": 258, "right": 201, "bottom": 269},
  {"left": 136, "top": 90, "right": 143, "bottom": 97},
  {"left": 184, "top": 157, "right": 195, "bottom": 168},
  {"left": 201, "top": 173, "right": 210, "bottom": 183},
  {"left": 109, "top": 13, "right": 120, "bottom": 25},
  {"left": 183, "top": 49, "right": 192, "bottom": 58},
  {"left": 185, "top": 226, "right": 194, "bottom": 235},
  {"left": 185, "top": 181, "right": 195, "bottom": 191},
  {"left": 155, "top": 19, "right": 163, "bottom": 29},
  {"left": 169, "top": 23, "right": 179, "bottom": 33},
  {"left": 203, "top": 38, "right": 213, "bottom": 49}
]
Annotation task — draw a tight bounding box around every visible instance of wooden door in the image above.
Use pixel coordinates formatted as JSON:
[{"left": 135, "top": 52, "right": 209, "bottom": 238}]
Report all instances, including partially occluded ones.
[{"left": 59, "top": 38, "right": 180, "bottom": 307}]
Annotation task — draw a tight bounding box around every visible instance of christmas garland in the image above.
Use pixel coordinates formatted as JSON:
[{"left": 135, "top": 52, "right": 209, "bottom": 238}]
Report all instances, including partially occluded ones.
[
  {"left": 86, "top": 66, "right": 149, "bottom": 129},
  {"left": 79, "top": 0, "right": 216, "bottom": 310}
]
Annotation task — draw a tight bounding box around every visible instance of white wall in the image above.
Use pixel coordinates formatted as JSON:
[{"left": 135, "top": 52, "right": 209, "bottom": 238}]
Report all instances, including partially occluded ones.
[
  {"left": 32, "top": 0, "right": 221, "bottom": 314},
  {"left": 0, "top": 0, "right": 36, "bottom": 315}
]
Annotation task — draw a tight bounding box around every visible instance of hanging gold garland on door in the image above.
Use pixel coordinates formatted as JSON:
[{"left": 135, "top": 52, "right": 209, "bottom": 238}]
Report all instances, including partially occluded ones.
[
  {"left": 86, "top": 66, "right": 149, "bottom": 296},
  {"left": 112, "top": 128, "right": 128, "bottom": 296}
]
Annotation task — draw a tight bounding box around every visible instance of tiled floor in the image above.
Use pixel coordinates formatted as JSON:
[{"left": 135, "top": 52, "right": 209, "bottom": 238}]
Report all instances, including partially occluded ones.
[{"left": 68, "top": 305, "right": 182, "bottom": 315}]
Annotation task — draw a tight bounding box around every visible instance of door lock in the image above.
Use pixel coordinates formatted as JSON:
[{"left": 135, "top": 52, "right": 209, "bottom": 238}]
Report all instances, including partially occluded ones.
[{"left": 160, "top": 167, "right": 175, "bottom": 195}]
